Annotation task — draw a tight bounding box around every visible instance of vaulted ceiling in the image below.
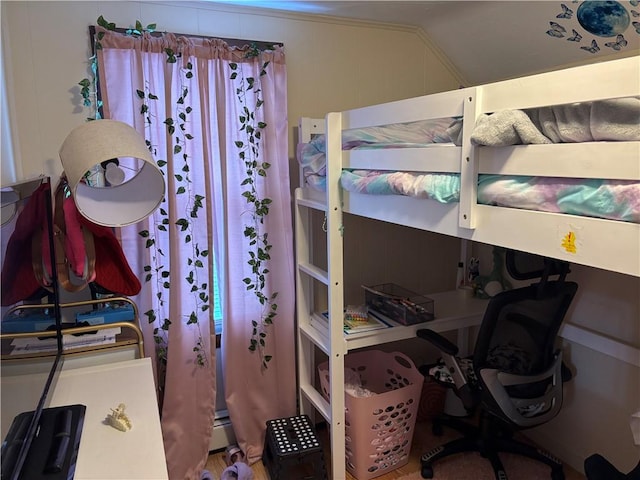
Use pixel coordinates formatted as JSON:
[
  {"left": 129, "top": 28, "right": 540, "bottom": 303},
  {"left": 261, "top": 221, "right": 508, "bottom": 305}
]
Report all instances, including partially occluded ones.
[{"left": 209, "top": 1, "right": 639, "bottom": 85}]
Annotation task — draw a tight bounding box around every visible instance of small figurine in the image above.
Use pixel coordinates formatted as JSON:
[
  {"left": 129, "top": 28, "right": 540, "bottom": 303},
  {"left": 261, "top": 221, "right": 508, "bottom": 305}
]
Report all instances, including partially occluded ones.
[
  {"left": 472, "top": 247, "right": 512, "bottom": 299},
  {"left": 468, "top": 257, "right": 480, "bottom": 284},
  {"left": 106, "top": 403, "right": 132, "bottom": 432}
]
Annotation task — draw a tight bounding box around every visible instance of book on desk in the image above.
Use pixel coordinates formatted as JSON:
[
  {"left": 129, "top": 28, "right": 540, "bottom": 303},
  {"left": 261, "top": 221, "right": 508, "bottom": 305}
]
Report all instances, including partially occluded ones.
[{"left": 321, "top": 307, "right": 392, "bottom": 335}]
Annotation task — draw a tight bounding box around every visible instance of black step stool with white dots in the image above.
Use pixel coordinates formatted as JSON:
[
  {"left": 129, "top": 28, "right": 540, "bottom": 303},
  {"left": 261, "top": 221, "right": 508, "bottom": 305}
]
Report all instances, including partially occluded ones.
[{"left": 262, "top": 414, "right": 327, "bottom": 480}]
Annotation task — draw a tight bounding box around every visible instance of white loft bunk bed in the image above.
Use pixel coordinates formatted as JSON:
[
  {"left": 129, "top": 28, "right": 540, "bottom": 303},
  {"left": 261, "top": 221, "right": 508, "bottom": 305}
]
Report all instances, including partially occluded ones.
[{"left": 294, "top": 56, "right": 639, "bottom": 479}]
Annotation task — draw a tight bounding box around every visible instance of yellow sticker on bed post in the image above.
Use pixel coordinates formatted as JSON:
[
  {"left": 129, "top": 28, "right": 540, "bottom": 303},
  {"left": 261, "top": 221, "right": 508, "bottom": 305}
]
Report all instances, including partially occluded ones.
[{"left": 561, "top": 231, "right": 577, "bottom": 254}]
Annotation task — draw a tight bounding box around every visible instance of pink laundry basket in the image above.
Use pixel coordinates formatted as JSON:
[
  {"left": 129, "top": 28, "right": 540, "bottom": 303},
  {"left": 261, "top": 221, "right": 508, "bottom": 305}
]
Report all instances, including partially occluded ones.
[{"left": 318, "top": 350, "right": 423, "bottom": 480}]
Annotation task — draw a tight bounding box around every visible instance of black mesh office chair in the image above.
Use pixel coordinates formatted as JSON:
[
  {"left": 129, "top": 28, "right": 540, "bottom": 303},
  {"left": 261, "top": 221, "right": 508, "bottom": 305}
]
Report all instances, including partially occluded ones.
[{"left": 416, "top": 251, "right": 578, "bottom": 480}]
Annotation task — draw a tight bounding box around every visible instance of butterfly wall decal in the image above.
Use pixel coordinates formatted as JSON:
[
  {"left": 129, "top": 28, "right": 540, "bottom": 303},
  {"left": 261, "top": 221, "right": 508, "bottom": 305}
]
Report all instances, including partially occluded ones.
[
  {"left": 547, "top": 21, "right": 567, "bottom": 38},
  {"left": 605, "top": 34, "right": 628, "bottom": 50},
  {"left": 557, "top": 3, "right": 574, "bottom": 19},
  {"left": 580, "top": 39, "right": 600, "bottom": 53},
  {"left": 567, "top": 29, "right": 582, "bottom": 42}
]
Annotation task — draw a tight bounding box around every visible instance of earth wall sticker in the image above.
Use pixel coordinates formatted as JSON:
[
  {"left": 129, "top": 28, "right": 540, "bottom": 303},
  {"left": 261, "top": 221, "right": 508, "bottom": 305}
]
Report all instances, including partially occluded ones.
[{"left": 546, "top": 0, "right": 638, "bottom": 53}]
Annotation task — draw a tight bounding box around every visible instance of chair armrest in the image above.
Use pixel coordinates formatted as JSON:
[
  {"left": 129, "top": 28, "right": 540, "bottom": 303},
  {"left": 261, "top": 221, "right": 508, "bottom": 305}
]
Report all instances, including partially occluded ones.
[
  {"left": 417, "top": 328, "right": 459, "bottom": 356},
  {"left": 417, "top": 329, "right": 478, "bottom": 410}
]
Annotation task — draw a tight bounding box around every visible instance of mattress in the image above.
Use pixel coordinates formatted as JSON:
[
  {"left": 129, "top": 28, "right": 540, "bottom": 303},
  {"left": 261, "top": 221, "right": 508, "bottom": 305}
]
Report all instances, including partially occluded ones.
[
  {"left": 297, "top": 97, "right": 640, "bottom": 223},
  {"left": 341, "top": 170, "right": 640, "bottom": 224}
]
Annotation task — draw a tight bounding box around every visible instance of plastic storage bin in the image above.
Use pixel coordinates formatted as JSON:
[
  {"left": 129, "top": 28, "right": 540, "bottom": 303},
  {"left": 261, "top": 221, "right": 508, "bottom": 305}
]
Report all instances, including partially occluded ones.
[
  {"left": 363, "top": 283, "right": 434, "bottom": 325},
  {"left": 318, "top": 350, "right": 423, "bottom": 480}
]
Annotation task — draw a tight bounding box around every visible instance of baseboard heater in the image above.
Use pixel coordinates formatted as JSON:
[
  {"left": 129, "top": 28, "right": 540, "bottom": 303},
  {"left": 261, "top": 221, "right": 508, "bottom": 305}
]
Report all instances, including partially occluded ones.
[{"left": 209, "top": 409, "right": 236, "bottom": 452}]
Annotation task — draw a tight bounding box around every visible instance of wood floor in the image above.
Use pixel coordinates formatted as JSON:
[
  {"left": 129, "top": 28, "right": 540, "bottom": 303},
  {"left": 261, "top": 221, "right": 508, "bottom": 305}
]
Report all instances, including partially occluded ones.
[{"left": 205, "top": 420, "right": 586, "bottom": 480}]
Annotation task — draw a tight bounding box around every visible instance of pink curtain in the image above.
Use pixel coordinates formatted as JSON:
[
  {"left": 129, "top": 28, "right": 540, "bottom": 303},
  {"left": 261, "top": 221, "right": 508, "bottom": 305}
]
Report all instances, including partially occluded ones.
[{"left": 97, "top": 31, "right": 296, "bottom": 479}]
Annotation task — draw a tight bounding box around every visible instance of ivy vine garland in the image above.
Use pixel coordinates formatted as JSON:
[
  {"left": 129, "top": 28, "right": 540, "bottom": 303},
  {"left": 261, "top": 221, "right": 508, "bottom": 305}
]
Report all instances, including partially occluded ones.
[
  {"left": 136, "top": 54, "right": 210, "bottom": 367},
  {"left": 230, "top": 47, "right": 278, "bottom": 369}
]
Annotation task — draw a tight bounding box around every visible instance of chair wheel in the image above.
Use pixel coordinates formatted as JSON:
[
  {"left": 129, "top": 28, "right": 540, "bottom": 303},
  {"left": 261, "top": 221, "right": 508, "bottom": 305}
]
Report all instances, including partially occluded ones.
[
  {"left": 421, "top": 465, "right": 434, "bottom": 478},
  {"left": 551, "top": 468, "right": 565, "bottom": 480}
]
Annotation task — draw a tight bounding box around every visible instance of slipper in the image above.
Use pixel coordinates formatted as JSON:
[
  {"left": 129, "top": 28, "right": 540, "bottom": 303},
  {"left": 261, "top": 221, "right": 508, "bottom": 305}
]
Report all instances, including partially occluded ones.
[
  {"left": 221, "top": 462, "right": 253, "bottom": 480},
  {"left": 224, "top": 445, "right": 244, "bottom": 467},
  {"left": 200, "top": 469, "right": 214, "bottom": 480}
]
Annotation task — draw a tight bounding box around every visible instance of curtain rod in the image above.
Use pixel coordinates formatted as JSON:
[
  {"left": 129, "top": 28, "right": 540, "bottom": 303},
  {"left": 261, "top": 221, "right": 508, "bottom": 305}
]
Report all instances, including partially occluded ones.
[{"left": 89, "top": 25, "right": 283, "bottom": 51}]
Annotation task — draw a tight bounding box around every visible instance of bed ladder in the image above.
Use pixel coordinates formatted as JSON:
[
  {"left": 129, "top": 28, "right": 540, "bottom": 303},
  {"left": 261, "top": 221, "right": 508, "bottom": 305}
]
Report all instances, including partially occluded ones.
[{"left": 295, "top": 112, "right": 347, "bottom": 479}]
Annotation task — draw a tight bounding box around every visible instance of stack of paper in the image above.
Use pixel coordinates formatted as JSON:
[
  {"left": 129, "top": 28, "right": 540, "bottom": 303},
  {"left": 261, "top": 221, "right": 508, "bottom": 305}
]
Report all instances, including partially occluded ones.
[
  {"left": 343, "top": 313, "right": 390, "bottom": 334},
  {"left": 321, "top": 308, "right": 391, "bottom": 335},
  {"left": 10, "top": 328, "right": 121, "bottom": 355}
]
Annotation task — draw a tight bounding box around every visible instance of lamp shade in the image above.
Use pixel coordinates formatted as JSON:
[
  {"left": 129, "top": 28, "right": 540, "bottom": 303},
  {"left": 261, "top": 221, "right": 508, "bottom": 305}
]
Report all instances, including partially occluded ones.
[{"left": 59, "top": 120, "right": 165, "bottom": 227}]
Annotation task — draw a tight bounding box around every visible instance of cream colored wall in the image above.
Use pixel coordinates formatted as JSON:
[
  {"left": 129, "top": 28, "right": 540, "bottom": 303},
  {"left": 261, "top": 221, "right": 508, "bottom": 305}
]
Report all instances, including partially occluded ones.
[{"left": 3, "top": 1, "right": 637, "bottom": 476}]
